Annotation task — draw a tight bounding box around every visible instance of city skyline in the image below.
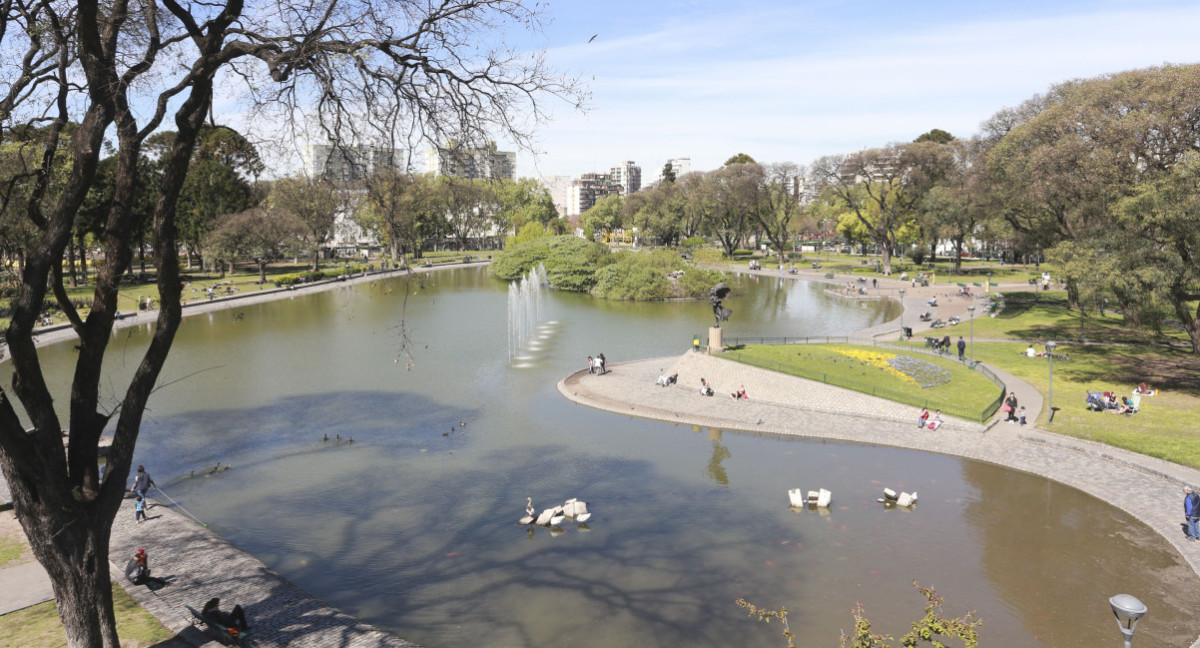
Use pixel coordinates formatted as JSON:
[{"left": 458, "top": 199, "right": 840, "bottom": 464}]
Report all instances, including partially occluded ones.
[{"left": 511, "top": 0, "right": 1200, "bottom": 179}]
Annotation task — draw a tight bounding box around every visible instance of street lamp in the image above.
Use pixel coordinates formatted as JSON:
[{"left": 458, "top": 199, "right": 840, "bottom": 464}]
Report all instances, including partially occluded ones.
[
  {"left": 967, "top": 305, "right": 976, "bottom": 365},
  {"left": 1046, "top": 340, "right": 1057, "bottom": 422},
  {"left": 1110, "top": 594, "right": 1147, "bottom": 648},
  {"left": 898, "top": 287, "right": 907, "bottom": 340}
]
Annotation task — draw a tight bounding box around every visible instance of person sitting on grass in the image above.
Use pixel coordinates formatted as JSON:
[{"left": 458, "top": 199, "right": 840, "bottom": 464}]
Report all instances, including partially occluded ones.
[
  {"left": 202, "top": 597, "right": 249, "bottom": 632},
  {"left": 1136, "top": 382, "right": 1157, "bottom": 395}
]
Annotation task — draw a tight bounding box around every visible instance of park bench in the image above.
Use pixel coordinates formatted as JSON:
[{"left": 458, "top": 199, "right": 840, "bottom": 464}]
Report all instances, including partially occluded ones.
[{"left": 185, "top": 605, "right": 245, "bottom": 646}]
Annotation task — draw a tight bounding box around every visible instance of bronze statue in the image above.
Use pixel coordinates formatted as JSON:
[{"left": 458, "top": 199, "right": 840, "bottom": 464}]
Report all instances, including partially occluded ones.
[{"left": 709, "top": 283, "right": 732, "bottom": 328}]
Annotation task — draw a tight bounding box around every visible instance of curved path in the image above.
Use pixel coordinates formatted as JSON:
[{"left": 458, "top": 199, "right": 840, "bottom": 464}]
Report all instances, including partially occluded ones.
[{"left": 560, "top": 266, "right": 1200, "bottom": 648}]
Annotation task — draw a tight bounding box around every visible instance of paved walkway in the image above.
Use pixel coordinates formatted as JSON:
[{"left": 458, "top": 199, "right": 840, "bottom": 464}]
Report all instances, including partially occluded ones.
[
  {"left": 109, "top": 497, "right": 419, "bottom": 648},
  {"left": 0, "top": 560, "right": 53, "bottom": 615}
]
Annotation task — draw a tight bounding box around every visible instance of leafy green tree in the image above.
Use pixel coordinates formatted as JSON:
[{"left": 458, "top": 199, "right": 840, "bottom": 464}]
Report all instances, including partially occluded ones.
[
  {"left": 268, "top": 176, "right": 344, "bottom": 271},
  {"left": 206, "top": 207, "right": 306, "bottom": 281},
  {"left": 916, "top": 138, "right": 988, "bottom": 273},
  {"left": 914, "top": 128, "right": 955, "bottom": 144},
  {"left": 812, "top": 142, "right": 951, "bottom": 274},
  {"left": 724, "top": 152, "right": 757, "bottom": 166},
  {"left": 581, "top": 194, "right": 624, "bottom": 235},
  {"left": 495, "top": 178, "right": 558, "bottom": 234},
  {"left": 701, "top": 163, "right": 761, "bottom": 258},
  {"left": 661, "top": 161, "right": 677, "bottom": 184},
  {"left": 754, "top": 162, "right": 805, "bottom": 265},
  {"left": 1109, "top": 152, "right": 1200, "bottom": 351},
  {"left": 436, "top": 176, "right": 500, "bottom": 250}
]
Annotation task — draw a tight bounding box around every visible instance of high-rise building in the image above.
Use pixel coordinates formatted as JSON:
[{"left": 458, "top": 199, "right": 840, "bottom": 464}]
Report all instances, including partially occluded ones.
[
  {"left": 304, "top": 144, "right": 406, "bottom": 182},
  {"left": 646, "top": 157, "right": 692, "bottom": 186},
  {"left": 539, "top": 175, "right": 574, "bottom": 219},
  {"left": 424, "top": 140, "right": 516, "bottom": 180},
  {"left": 609, "top": 161, "right": 641, "bottom": 196},
  {"left": 568, "top": 173, "right": 623, "bottom": 217}
]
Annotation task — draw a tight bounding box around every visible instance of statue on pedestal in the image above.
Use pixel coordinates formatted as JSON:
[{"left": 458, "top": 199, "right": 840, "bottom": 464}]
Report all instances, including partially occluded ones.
[{"left": 709, "top": 283, "right": 732, "bottom": 328}]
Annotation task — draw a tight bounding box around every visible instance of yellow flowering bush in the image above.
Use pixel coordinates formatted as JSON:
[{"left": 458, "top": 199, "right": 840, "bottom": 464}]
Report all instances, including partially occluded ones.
[{"left": 830, "top": 348, "right": 919, "bottom": 386}]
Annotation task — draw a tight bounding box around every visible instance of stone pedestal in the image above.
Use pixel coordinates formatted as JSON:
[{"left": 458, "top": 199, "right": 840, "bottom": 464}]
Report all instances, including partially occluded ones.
[{"left": 708, "top": 326, "right": 723, "bottom": 353}]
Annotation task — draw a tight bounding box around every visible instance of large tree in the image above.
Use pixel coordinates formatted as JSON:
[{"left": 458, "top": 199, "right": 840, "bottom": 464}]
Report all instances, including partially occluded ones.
[
  {"left": 702, "top": 162, "right": 761, "bottom": 259},
  {"left": 811, "top": 142, "right": 951, "bottom": 274},
  {"left": 0, "top": 3, "right": 583, "bottom": 647},
  {"left": 754, "top": 162, "right": 805, "bottom": 266},
  {"left": 268, "top": 175, "right": 344, "bottom": 271}
]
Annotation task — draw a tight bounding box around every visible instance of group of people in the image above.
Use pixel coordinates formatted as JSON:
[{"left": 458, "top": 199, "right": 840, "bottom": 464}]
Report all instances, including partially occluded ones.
[
  {"left": 126, "top": 465, "right": 252, "bottom": 636},
  {"left": 695, "top": 377, "right": 747, "bottom": 400},
  {"left": 917, "top": 408, "right": 943, "bottom": 430},
  {"left": 586, "top": 354, "right": 607, "bottom": 375}
]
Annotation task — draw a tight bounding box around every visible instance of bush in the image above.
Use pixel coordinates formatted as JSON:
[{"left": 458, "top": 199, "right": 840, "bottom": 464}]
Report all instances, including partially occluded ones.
[
  {"left": 274, "top": 270, "right": 328, "bottom": 286},
  {"left": 491, "top": 235, "right": 607, "bottom": 291},
  {"left": 592, "top": 249, "right": 723, "bottom": 301},
  {"left": 906, "top": 247, "right": 926, "bottom": 266}
]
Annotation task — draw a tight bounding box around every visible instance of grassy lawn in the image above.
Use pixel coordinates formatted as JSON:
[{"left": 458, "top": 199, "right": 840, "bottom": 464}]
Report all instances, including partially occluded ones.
[
  {"left": 0, "top": 582, "right": 177, "bottom": 648},
  {"left": 970, "top": 340, "right": 1200, "bottom": 468},
  {"left": 0, "top": 536, "right": 20, "bottom": 569},
  {"left": 967, "top": 291, "right": 1190, "bottom": 345},
  {"left": 725, "top": 343, "right": 1002, "bottom": 421}
]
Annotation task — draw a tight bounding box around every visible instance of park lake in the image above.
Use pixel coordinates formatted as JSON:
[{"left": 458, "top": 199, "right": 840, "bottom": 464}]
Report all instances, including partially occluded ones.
[{"left": 5, "top": 267, "right": 1195, "bottom": 647}]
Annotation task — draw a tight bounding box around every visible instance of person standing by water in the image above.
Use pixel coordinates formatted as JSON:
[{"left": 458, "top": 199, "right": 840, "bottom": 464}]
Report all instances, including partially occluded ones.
[
  {"left": 1185, "top": 487, "right": 1200, "bottom": 541},
  {"left": 130, "top": 465, "right": 156, "bottom": 500}
]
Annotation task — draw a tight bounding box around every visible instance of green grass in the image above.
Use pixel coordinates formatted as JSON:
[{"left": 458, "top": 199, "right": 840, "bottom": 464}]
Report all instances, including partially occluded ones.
[
  {"left": 0, "top": 581, "right": 177, "bottom": 648},
  {"left": 968, "top": 340, "right": 1200, "bottom": 468},
  {"left": 966, "top": 291, "right": 1189, "bottom": 345},
  {"left": 724, "top": 343, "right": 1002, "bottom": 421},
  {"left": 747, "top": 251, "right": 1054, "bottom": 284},
  {"left": 0, "top": 536, "right": 20, "bottom": 569}
]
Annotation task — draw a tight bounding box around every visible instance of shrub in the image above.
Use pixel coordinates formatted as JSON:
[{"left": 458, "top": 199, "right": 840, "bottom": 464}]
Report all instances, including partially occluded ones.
[{"left": 491, "top": 235, "right": 607, "bottom": 291}]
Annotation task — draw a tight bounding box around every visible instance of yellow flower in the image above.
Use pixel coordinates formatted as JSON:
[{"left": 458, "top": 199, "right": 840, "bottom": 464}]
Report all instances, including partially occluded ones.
[{"left": 830, "top": 348, "right": 919, "bottom": 386}]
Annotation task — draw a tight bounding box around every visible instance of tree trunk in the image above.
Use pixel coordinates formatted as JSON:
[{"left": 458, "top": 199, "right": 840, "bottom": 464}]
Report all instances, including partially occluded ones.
[
  {"left": 880, "top": 246, "right": 893, "bottom": 275},
  {"left": 67, "top": 244, "right": 78, "bottom": 288},
  {"left": 311, "top": 248, "right": 320, "bottom": 272},
  {"left": 258, "top": 260, "right": 267, "bottom": 283}
]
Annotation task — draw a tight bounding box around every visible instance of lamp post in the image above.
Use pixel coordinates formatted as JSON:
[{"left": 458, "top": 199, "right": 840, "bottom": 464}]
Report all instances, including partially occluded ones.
[
  {"left": 898, "top": 287, "right": 907, "bottom": 340},
  {"left": 967, "top": 305, "right": 976, "bottom": 365},
  {"left": 1110, "top": 594, "right": 1147, "bottom": 648},
  {"left": 1046, "top": 340, "right": 1057, "bottom": 422}
]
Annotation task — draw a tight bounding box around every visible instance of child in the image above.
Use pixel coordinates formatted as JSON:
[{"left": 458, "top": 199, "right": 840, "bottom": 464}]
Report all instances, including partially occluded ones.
[
  {"left": 135, "top": 496, "right": 146, "bottom": 523},
  {"left": 1018, "top": 406, "right": 1027, "bottom": 426},
  {"left": 917, "top": 408, "right": 930, "bottom": 428}
]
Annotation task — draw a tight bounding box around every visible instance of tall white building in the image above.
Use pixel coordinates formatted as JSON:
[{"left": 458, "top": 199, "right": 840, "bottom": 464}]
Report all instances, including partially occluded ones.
[
  {"left": 539, "top": 175, "right": 574, "bottom": 218},
  {"left": 610, "top": 161, "right": 641, "bottom": 196},
  {"left": 304, "top": 144, "right": 406, "bottom": 182},
  {"left": 646, "top": 157, "right": 692, "bottom": 186},
  {"left": 424, "top": 140, "right": 516, "bottom": 180}
]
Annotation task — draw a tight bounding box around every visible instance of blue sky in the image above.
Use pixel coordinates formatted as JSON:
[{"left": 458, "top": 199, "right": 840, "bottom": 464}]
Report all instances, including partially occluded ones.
[{"left": 513, "top": 0, "right": 1200, "bottom": 179}]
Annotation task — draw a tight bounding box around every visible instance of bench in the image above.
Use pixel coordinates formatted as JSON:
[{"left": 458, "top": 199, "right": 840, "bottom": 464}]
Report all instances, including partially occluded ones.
[{"left": 186, "top": 605, "right": 244, "bottom": 645}]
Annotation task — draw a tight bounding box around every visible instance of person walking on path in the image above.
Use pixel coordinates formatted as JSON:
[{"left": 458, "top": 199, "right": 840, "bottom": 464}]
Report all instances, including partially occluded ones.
[
  {"left": 135, "top": 496, "right": 147, "bottom": 523},
  {"left": 1003, "top": 392, "right": 1019, "bottom": 423},
  {"left": 1185, "top": 487, "right": 1200, "bottom": 541},
  {"left": 957, "top": 336, "right": 966, "bottom": 362},
  {"left": 131, "top": 464, "right": 156, "bottom": 500}
]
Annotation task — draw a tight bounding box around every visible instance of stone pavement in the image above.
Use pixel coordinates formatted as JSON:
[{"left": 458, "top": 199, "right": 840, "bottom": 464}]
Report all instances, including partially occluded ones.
[
  {"left": 0, "top": 560, "right": 53, "bottom": 615},
  {"left": 109, "top": 497, "right": 419, "bottom": 648},
  {"left": 561, "top": 352, "right": 1200, "bottom": 648}
]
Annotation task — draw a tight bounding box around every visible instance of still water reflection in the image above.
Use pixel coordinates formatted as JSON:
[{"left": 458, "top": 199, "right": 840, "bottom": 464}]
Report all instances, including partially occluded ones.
[{"left": 6, "top": 268, "right": 1194, "bottom": 646}]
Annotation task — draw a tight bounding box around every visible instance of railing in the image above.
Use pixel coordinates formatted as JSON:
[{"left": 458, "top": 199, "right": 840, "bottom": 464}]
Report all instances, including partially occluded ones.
[{"left": 719, "top": 336, "right": 1006, "bottom": 423}]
